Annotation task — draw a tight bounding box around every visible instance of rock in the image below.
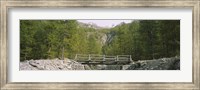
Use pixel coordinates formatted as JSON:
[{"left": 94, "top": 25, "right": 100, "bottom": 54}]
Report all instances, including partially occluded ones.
[
  {"left": 20, "top": 59, "right": 85, "bottom": 70},
  {"left": 20, "top": 57, "right": 180, "bottom": 70},
  {"left": 126, "top": 57, "right": 180, "bottom": 70},
  {"left": 84, "top": 65, "right": 91, "bottom": 70},
  {"left": 96, "top": 65, "right": 107, "bottom": 70},
  {"left": 100, "top": 34, "right": 107, "bottom": 45},
  {"left": 105, "top": 65, "right": 122, "bottom": 70},
  {"left": 20, "top": 60, "right": 38, "bottom": 70},
  {"left": 122, "top": 65, "right": 131, "bottom": 70}
]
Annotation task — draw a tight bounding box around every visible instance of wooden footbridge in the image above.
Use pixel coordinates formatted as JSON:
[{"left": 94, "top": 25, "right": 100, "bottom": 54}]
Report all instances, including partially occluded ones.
[{"left": 74, "top": 54, "right": 133, "bottom": 65}]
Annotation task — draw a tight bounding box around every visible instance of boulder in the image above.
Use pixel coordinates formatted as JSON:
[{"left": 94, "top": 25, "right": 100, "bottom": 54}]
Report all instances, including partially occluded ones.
[{"left": 126, "top": 57, "right": 180, "bottom": 70}]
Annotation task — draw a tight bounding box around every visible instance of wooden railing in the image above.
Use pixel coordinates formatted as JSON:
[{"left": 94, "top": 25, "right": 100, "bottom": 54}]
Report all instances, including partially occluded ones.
[{"left": 74, "top": 54, "right": 132, "bottom": 64}]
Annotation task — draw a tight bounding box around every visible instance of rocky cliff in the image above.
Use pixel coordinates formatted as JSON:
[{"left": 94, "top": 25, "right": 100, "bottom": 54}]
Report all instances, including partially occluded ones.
[{"left": 20, "top": 57, "right": 180, "bottom": 70}]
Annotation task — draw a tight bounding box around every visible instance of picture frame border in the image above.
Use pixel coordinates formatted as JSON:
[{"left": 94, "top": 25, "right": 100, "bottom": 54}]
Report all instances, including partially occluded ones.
[{"left": 0, "top": 0, "right": 199, "bottom": 89}]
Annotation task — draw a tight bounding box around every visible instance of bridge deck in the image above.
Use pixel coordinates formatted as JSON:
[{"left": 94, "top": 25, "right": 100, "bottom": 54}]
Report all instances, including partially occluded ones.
[{"left": 74, "top": 54, "right": 133, "bottom": 65}]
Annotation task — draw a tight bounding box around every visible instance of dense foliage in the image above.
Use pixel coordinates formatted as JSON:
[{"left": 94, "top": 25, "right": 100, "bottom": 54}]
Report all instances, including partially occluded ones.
[
  {"left": 20, "top": 20, "right": 180, "bottom": 61},
  {"left": 103, "top": 20, "right": 180, "bottom": 60}
]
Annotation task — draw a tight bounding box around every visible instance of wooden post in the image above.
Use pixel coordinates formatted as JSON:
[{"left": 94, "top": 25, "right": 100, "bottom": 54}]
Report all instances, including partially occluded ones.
[
  {"left": 61, "top": 46, "right": 65, "bottom": 60},
  {"left": 130, "top": 55, "right": 133, "bottom": 62},
  {"left": 116, "top": 55, "right": 118, "bottom": 61},
  {"left": 75, "top": 54, "right": 77, "bottom": 60},
  {"left": 103, "top": 55, "right": 105, "bottom": 61},
  {"left": 89, "top": 54, "right": 91, "bottom": 61}
]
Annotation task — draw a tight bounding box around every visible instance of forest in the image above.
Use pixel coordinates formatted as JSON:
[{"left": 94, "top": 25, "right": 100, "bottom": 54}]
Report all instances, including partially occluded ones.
[{"left": 20, "top": 20, "right": 180, "bottom": 61}]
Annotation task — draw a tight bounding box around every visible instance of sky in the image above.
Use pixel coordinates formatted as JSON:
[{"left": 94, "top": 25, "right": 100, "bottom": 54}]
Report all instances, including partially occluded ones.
[{"left": 78, "top": 20, "right": 133, "bottom": 28}]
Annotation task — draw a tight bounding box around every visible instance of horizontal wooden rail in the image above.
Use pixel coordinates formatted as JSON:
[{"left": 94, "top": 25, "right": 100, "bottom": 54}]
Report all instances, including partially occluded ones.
[{"left": 74, "top": 54, "right": 132, "bottom": 64}]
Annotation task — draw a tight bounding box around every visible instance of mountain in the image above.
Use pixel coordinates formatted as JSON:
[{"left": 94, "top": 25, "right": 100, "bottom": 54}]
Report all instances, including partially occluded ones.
[{"left": 78, "top": 21, "right": 109, "bottom": 30}]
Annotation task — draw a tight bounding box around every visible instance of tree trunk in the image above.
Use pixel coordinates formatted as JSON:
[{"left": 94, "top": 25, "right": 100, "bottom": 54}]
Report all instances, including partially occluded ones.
[
  {"left": 47, "top": 47, "right": 51, "bottom": 59},
  {"left": 61, "top": 46, "right": 65, "bottom": 60}
]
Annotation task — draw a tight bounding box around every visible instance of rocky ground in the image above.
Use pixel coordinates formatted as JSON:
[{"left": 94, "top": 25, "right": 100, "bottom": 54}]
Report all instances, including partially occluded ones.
[
  {"left": 20, "top": 57, "right": 180, "bottom": 70},
  {"left": 20, "top": 59, "right": 84, "bottom": 70},
  {"left": 125, "top": 57, "right": 180, "bottom": 70}
]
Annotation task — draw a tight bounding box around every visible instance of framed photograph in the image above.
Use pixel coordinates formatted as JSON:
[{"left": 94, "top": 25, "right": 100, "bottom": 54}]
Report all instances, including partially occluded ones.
[{"left": 1, "top": 0, "right": 199, "bottom": 90}]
